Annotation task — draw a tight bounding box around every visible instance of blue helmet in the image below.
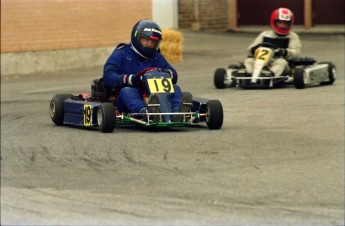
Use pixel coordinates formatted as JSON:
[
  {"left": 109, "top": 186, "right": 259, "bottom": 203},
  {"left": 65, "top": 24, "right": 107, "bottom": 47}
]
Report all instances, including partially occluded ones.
[{"left": 131, "top": 20, "right": 162, "bottom": 59}]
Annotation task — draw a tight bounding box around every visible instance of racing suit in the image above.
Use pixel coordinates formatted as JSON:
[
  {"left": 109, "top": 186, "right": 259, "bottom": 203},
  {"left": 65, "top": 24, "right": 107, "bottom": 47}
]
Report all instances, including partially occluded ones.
[
  {"left": 103, "top": 44, "right": 182, "bottom": 113},
  {"left": 244, "top": 30, "right": 302, "bottom": 77}
]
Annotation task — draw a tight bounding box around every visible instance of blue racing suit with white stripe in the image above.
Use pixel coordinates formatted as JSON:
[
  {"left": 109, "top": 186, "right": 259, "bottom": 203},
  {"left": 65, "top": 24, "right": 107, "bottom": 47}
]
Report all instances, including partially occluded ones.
[{"left": 103, "top": 44, "right": 182, "bottom": 113}]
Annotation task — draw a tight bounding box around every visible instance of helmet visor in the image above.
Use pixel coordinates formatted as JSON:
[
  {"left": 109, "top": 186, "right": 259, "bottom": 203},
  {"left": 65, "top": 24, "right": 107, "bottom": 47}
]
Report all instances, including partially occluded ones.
[
  {"left": 137, "top": 34, "right": 161, "bottom": 50},
  {"left": 274, "top": 20, "right": 291, "bottom": 30}
]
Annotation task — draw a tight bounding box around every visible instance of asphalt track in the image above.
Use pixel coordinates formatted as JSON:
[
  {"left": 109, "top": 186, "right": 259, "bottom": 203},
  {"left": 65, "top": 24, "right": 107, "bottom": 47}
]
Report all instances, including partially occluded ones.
[{"left": 1, "top": 31, "right": 344, "bottom": 225}]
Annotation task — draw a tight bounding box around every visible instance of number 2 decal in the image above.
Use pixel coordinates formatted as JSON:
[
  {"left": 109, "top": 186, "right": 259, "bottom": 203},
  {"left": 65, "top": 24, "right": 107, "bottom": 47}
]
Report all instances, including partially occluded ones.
[
  {"left": 254, "top": 48, "right": 270, "bottom": 62},
  {"left": 84, "top": 104, "right": 92, "bottom": 126},
  {"left": 147, "top": 78, "right": 174, "bottom": 93}
]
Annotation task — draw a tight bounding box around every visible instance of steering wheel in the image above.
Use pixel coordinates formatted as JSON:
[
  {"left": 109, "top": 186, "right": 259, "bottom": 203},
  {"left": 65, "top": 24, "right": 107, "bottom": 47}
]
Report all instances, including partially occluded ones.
[
  {"left": 257, "top": 42, "right": 279, "bottom": 49},
  {"left": 135, "top": 67, "right": 159, "bottom": 76}
]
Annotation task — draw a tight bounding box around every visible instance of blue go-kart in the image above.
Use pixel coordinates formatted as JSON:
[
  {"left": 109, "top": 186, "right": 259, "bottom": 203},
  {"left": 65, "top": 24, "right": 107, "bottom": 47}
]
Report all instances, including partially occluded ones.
[{"left": 49, "top": 68, "right": 224, "bottom": 132}]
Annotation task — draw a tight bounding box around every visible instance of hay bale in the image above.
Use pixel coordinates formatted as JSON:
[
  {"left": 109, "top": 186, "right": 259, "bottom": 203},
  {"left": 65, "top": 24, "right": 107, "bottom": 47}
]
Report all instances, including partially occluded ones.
[{"left": 160, "top": 29, "right": 183, "bottom": 63}]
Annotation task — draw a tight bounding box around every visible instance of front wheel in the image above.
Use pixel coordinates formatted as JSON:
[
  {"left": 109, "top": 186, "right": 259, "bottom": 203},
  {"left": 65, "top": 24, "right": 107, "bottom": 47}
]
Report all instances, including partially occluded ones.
[
  {"left": 214, "top": 68, "right": 227, "bottom": 89},
  {"left": 97, "top": 103, "right": 116, "bottom": 133},
  {"left": 293, "top": 67, "right": 306, "bottom": 89},
  {"left": 49, "top": 94, "right": 73, "bottom": 125},
  {"left": 206, "top": 100, "right": 223, "bottom": 130}
]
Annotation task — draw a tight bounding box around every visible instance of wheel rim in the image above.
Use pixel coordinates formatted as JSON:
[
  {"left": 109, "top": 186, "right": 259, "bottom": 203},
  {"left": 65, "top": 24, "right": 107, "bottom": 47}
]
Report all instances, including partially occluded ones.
[
  {"left": 206, "top": 106, "right": 211, "bottom": 122},
  {"left": 224, "top": 71, "right": 232, "bottom": 85},
  {"left": 97, "top": 108, "right": 103, "bottom": 127},
  {"left": 49, "top": 102, "right": 56, "bottom": 118},
  {"left": 303, "top": 71, "right": 308, "bottom": 84}
]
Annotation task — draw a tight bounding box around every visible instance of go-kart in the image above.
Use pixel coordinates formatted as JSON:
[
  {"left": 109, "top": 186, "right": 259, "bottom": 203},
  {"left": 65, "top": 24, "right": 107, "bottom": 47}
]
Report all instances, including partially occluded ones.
[
  {"left": 214, "top": 42, "right": 336, "bottom": 89},
  {"left": 49, "top": 68, "right": 223, "bottom": 133}
]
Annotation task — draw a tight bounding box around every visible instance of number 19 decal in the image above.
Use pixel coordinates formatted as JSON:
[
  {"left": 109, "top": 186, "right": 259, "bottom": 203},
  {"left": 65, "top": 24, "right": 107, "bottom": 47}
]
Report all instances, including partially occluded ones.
[
  {"left": 84, "top": 104, "right": 92, "bottom": 126},
  {"left": 147, "top": 78, "right": 174, "bottom": 93}
]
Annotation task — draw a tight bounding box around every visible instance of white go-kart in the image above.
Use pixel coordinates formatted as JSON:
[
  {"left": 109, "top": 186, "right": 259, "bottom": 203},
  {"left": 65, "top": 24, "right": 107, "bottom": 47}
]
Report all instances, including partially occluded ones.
[{"left": 214, "top": 42, "right": 336, "bottom": 89}]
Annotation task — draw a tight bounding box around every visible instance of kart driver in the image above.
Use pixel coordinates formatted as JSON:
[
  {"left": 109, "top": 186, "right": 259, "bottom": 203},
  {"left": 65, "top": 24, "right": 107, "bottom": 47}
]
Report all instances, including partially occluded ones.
[
  {"left": 244, "top": 8, "right": 302, "bottom": 77},
  {"left": 103, "top": 19, "right": 191, "bottom": 122}
]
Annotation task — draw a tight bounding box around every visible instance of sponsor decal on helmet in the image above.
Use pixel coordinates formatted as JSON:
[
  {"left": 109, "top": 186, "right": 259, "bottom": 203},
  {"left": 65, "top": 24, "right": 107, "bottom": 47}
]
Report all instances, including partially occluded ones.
[
  {"left": 278, "top": 8, "right": 291, "bottom": 21},
  {"left": 143, "top": 28, "right": 162, "bottom": 34}
]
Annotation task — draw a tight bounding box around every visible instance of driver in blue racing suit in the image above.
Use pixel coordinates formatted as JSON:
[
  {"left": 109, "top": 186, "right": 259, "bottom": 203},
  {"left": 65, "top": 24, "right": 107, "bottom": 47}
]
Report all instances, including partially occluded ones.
[{"left": 103, "top": 19, "right": 191, "bottom": 122}]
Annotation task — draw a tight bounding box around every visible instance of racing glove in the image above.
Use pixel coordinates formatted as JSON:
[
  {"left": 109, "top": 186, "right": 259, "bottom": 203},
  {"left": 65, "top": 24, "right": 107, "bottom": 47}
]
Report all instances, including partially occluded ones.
[
  {"left": 130, "top": 74, "right": 144, "bottom": 87},
  {"left": 274, "top": 48, "right": 288, "bottom": 57},
  {"left": 120, "top": 74, "right": 143, "bottom": 87},
  {"left": 122, "top": 68, "right": 159, "bottom": 87}
]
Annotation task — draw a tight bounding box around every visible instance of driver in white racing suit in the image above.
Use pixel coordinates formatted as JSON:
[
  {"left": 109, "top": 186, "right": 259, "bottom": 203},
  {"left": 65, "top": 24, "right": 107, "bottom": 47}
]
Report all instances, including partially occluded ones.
[{"left": 244, "top": 8, "right": 302, "bottom": 77}]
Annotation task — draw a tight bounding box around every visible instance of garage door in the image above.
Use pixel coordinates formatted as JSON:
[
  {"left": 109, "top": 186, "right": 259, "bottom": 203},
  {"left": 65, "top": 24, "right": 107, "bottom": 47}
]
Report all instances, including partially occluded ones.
[
  {"left": 313, "top": 0, "right": 344, "bottom": 24},
  {"left": 237, "top": 0, "right": 303, "bottom": 25}
]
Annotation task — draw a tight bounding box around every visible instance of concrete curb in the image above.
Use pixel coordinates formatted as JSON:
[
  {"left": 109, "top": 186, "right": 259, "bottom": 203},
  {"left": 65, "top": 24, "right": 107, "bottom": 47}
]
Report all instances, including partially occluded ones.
[
  {"left": 1, "top": 26, "right": 343, "bottom": 76},
  {"left": 1, "top": 46, "right": 115, "bottom": 76},
  {"left": 231, "top": 25, "right": 345, "bottom": 35}
]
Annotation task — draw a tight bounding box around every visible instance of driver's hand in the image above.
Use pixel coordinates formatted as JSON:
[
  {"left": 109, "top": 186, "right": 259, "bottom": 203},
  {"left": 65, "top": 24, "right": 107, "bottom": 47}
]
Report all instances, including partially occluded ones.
[
  {"left": 120, "top": 74, "right": 143, "bottom": 87},
  {"left": 274, "top": 48, "right": 287, "bottom": 57},
  {"left": 129, "top": 74, "right": 143, "bottom": 87}
]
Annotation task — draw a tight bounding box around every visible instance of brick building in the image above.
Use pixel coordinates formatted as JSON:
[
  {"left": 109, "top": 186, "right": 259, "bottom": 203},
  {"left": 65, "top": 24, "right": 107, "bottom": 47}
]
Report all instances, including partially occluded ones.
[
  {"left": 1, "top": 0, "right": 152, "bottom": 53},
  {"left": 178, "top": 0, "right": 229, "bottom": 32}
]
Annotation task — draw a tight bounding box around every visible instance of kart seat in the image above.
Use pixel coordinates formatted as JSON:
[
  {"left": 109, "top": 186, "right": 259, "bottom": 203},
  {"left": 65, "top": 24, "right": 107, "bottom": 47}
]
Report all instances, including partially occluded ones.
[{"left": 91, "top": 78, "right": 118, "bottom": 104}]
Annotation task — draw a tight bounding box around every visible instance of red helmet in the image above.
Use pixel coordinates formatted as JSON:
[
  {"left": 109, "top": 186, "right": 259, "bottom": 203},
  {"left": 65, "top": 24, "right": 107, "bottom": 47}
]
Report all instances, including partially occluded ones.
[{"left": 270, "top": 8, "right": 294, "bottom": 35}]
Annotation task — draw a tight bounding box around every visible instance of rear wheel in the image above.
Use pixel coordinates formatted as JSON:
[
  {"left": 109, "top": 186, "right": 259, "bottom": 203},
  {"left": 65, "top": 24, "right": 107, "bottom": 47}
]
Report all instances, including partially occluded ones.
[
  {"left": 97, "top": 103, "right": 116, "bottom": 133},
  {"left": 206, "top": 100, "right": 223, "bottom": 130},
  {"left": 319, "top": 62, "right": 336, "bottom": 85},
  {"left": 293, "top": 67, "right": 306, "bottom": 89},
  {"left": 49, "top": 94, "right": 73, "bottom": 125},
  {"left": 181, "top": 91, "right": 193, "bottom": 98}
]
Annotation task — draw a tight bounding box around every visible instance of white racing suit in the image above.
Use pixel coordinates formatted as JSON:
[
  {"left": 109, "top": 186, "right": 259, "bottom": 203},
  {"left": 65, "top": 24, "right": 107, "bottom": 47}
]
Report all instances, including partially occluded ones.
[{"left": 244, "top": 30, "right": 302, "bottom": 77}]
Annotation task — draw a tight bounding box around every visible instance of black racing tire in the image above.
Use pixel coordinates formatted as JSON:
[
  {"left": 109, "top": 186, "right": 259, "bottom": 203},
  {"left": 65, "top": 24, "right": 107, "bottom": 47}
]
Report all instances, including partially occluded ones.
[
  {"left": 181, "top": 91, "right": 193, "bottom": 98},
  {"left": 274, "top": 80, "right": 286, "bottom": 88},
  {"left": 293, "top": 67, "right": 306, "bottom": 89},
  {"left": 214, "top": 68, "right": 227, "bottom": 89},
  {"left": 319, "top": 62, "right": 336, "bottom": 85},
  {"left": 97, "top": 103, "right": 116, "bottom": 133},
  {"left": 206, "top": 100, "right": 223, "bottom": 130},
  {"left": 181, "top": 91, "right": 193, "bottom": 113},
  {"left": 49, "top": 94, "right": 73, "bottom": 126}
]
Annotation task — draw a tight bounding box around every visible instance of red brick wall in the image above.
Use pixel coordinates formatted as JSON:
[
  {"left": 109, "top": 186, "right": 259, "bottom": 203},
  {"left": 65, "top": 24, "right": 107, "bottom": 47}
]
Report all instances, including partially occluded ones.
[
  {"left": 1, "top": 0, "right": 152, "bottom": 53},
  {"left": 178, "top": 0, "right": 228, "bottom": 31}
]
